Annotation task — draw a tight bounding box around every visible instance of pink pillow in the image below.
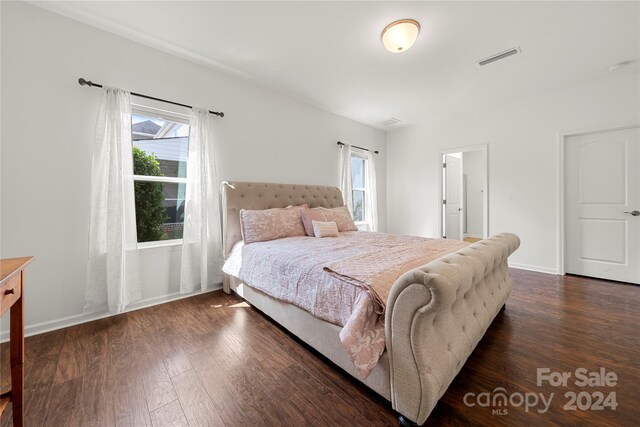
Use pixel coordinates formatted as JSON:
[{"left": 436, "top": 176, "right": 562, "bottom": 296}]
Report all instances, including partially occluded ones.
[
  {"left": 323, "top": 206, "right": 358, "bottom": 232},
  {"left": 312, "top": 221, "right": 339, "bottom": 238},
  {"left": 240, "top": 206, "right": 306, "bottom": 244},
  {"left": 301, "top": 207, "right": 328, "bottom": 236}
]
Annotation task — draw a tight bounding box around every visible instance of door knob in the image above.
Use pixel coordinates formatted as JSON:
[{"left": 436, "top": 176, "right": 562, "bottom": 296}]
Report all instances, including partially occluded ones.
[{"left": 624, "top": 210, "right": 640, "bottom": 216}]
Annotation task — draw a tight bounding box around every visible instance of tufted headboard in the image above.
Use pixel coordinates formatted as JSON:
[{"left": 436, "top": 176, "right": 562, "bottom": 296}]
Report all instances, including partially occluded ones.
[{"left": 221, "top": 181, "right": 345, "bottom": 257}]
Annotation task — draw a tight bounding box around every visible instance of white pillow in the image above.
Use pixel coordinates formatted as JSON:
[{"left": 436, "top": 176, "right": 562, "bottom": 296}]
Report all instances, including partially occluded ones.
[{"left": 312, "top": 220, "right": 339, "bottom": 238}]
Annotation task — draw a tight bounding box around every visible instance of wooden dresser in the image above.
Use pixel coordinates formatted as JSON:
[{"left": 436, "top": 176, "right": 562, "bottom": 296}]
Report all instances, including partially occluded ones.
[{"left": 0, "top": 257, "right": 32, "bottom": 427}]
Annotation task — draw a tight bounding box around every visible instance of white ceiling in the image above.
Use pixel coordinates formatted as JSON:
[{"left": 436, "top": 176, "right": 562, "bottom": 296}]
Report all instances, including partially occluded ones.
[{"left": 31, "top": 1, "right": 639, "bottom": 130}]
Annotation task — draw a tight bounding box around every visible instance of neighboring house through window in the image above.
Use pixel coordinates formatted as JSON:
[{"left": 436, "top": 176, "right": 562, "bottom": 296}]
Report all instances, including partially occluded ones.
[{"left": 131, "top": 108, "right": 189, "bottom": 244}]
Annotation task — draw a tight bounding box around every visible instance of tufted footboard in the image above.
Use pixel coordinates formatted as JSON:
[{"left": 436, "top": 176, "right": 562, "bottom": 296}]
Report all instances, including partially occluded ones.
[{"left": 385, "top": 233, "right": 520, "bottom": 425}]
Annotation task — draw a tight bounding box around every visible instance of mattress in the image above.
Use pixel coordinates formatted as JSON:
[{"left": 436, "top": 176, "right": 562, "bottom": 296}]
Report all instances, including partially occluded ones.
[{"left": 222, "top": 231, "right": 468, "bottom": 377}]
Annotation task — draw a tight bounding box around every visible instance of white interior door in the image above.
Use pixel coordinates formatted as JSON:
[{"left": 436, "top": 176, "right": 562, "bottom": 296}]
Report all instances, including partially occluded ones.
[
  {"left": 444, "top": 155, "right": 463, "bottom": 240},
  {"left": 565, "top": 127, "right": 640, "bottom": 284}
]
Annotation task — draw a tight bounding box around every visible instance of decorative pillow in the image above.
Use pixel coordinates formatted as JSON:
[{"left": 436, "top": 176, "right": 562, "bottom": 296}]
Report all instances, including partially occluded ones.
[
  {"left": 312, "top": 220, "right": 339, "bottom": 238},
  {"left": 323, "top": 206, "right": 358, "bottom": 232},
  {"left": 301, "top": 207, "right": 328, "bottom": 237},
  {"left": 240, "top": 206, "right": 306, "bottom": 244}
]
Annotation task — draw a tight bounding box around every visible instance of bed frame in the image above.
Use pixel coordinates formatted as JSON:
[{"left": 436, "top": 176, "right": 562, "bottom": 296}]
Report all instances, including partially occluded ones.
[{"left": 221, "top": 181, "right": 520, "bottom": 426}]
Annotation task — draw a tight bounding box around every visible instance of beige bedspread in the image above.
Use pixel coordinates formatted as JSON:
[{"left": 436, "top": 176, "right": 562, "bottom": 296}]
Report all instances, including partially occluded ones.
[{"left": 222, "top": 231, "right": 468, "bottom": 378}]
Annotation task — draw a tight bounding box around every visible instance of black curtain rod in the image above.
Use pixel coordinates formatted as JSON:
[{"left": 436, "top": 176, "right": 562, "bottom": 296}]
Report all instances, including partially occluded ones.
[
  {"left": 337, "top": 141, "right": 379, "bottom": 154},
  {"left": 78, "top": 78, "right": 224, "bottom": 118}
]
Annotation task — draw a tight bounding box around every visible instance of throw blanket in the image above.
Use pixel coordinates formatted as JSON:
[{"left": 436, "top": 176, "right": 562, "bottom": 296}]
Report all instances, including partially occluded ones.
[{"left": 222, "top": 231, "right": 468, "bottom": 378}]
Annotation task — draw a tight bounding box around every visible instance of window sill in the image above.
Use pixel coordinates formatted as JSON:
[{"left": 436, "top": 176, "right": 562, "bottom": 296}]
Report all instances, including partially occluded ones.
[{"left": 137, "top": 239, "right": 183, "bottom": 250}]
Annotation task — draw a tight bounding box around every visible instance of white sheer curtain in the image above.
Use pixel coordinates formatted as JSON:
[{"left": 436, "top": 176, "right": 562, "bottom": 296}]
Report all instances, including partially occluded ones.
[
  {"left": 339, "top": 143, "right": 353, "bottom": 213},
  {"left": 180, "top": 108, "right": 223, "bottom": 294},
  {"left": 85, "top": 87, "right": 141, "bottom": 314},
  {"left": 340, "top": 144, "right": 378, "bottom": 231},
  {"left": 364, "top": 151, "right": 378, "bottom": 232}
]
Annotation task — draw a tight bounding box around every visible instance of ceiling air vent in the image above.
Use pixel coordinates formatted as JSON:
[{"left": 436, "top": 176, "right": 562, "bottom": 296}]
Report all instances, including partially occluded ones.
[
  {"left": 477, "top": 47, "right": 521, "bottom": 67},
  {"left": 380, "top": 117, "right": 402, "bottom": 127}
]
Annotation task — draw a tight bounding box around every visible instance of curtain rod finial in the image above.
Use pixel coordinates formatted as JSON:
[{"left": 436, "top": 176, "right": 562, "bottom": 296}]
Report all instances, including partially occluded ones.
[{"left": 78, "top": 78, "right": 91, "bottom": 87}]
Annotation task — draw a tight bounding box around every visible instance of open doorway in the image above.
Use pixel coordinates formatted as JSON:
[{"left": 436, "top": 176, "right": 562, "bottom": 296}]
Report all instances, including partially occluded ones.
[{"left": 439, "top": 145, "right": 488, "bottom": 241}]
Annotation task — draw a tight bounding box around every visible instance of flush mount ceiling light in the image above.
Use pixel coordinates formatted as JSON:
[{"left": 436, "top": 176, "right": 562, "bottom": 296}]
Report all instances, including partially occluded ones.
[{"left": 381, "top": 19, "right": 420, "bottom": 53}]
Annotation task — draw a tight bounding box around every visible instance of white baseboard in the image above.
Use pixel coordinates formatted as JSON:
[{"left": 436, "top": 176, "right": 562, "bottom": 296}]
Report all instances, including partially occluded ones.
[
  {"left": 1, "top": 262, "right": 558, "bottom": 342},
  {"left": 509, "top": 262, "right": 559, "bottom": 275},
  {"left": 0, "top": 284, "right": 222, "bottom": 343}
]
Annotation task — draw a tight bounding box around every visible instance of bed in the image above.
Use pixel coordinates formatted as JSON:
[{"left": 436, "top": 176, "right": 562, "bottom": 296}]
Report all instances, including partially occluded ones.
[{"left": 221, "top": 181, "right": 520, "bottom": 426}]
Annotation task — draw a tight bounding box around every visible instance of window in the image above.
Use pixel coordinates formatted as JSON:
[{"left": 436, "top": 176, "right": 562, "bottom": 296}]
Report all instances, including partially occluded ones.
[
  {"left": 131, "top": 110, "right": 189, "bottom": 243},
  {"left": 350, "top": 154, "right": 367, "bottom": 223}
]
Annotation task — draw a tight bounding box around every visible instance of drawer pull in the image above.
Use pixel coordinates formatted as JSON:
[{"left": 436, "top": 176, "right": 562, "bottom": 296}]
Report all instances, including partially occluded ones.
[{"left": 4, "top": 288, "right": 15, "bottom": 295}]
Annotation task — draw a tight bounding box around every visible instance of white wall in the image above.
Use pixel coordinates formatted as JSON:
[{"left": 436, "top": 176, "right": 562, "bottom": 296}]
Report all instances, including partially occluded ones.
[
  {"left": 462, "top": 150, "right": 484, "bottom": 238},
  {"left": 0, "top": 2, "right": 386, "bottom": 337},
  {"left": 387, "top": 72, "right": 639, "bottom": 273}
]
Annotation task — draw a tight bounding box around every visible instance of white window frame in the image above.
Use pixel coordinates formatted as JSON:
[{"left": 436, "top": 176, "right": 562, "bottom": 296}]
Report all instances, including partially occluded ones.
[
  {"left": 350, "top": 152, "right": 368, "bottom": 226},
  {"left": 132, "top": 105, "right": 190, "bottom": 249}
]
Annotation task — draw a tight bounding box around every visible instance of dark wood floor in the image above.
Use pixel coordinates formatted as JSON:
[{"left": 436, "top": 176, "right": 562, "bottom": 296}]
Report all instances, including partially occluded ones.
[{"left": 1, "top": 269, "right": 638, "bottom": 426}]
